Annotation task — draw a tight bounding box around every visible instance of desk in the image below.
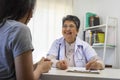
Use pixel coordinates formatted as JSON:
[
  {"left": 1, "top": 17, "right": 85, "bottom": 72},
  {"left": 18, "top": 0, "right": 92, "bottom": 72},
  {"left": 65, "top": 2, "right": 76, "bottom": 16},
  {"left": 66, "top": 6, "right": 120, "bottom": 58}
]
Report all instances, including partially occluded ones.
[{"left": 41, "top": 67, "right": 120, "bottom": 80}]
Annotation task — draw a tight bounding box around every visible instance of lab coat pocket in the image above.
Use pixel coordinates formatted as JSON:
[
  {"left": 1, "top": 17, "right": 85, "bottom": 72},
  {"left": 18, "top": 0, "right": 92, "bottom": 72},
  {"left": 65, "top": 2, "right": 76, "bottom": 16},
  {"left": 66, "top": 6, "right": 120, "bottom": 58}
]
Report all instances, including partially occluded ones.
[
  {"left": 75, "top": 58, "right": 86, "bottom": 67},
  {"left": 74, "top": 47, "right": 86, "bottom": 67}
]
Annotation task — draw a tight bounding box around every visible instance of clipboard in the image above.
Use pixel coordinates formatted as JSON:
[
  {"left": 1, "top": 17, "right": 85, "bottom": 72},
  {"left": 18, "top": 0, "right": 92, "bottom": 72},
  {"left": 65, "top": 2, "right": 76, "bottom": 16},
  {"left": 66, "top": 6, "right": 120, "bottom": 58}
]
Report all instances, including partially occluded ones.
[{"left": 66, "top": 67, "right": 100, "bottom": 74}]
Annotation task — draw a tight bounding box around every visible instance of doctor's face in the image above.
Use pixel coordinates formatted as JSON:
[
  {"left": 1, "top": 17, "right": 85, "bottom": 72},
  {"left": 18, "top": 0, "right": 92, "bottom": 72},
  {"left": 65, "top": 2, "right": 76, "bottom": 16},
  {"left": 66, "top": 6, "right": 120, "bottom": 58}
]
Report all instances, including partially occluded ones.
[{"left": 62, "top": 20, "right": 78, "bottom": 44}]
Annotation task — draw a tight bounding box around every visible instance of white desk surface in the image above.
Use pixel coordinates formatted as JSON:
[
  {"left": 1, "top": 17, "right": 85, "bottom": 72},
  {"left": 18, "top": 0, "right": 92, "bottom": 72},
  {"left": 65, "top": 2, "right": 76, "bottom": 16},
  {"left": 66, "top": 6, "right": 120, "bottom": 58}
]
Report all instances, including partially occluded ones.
[{"left": 41, "top": 67, "right": 120, "bottom": 80}]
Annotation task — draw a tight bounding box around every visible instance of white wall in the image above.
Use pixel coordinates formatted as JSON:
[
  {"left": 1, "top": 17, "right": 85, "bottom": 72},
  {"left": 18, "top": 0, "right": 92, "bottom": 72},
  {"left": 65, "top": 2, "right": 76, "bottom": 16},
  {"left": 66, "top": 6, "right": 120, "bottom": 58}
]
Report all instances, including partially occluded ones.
[
  {"left": 29, "top": 0, "right": 73, "bottom": 63},
  {"left": 73, "top": 0, "right": 120, "bottom": 68}
]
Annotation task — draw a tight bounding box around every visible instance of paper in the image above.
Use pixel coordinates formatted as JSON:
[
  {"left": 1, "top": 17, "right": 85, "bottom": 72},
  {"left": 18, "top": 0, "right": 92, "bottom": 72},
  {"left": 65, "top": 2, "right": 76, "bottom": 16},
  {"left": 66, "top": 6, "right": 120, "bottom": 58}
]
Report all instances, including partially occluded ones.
[{"left": 66, "top": 67, "right": 100, "bottom": 74}]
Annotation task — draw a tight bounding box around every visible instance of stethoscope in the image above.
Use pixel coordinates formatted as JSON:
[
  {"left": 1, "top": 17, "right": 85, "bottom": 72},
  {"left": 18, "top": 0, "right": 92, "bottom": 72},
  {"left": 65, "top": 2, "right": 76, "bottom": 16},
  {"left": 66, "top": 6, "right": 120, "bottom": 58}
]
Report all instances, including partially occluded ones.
[
  {"left": 57, "top": 43, "right": 87, "bottom": 64},
  {"left": 75, "top": 45, "right": 88, "bottom": 66},
  {"left": 57, "top": 43, "right": 61, "bottom": 60}
]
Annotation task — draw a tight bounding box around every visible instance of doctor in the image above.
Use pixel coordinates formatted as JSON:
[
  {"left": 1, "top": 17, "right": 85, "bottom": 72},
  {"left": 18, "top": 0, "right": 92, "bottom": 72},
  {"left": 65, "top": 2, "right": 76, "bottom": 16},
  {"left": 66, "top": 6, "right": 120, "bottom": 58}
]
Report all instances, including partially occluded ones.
[{"left": 47, "top": 15, "right": 104, "bottom": 70}]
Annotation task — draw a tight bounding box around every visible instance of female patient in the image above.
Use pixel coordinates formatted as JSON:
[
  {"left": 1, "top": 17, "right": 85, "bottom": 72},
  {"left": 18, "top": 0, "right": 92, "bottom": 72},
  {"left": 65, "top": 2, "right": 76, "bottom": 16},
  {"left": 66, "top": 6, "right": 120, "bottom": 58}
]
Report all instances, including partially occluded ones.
[
  {"left": 0, "top": 0, "right": 52, "bottom": 80},
  {"left": 47, "top": 15, "right": 104, "bottom": 70}
]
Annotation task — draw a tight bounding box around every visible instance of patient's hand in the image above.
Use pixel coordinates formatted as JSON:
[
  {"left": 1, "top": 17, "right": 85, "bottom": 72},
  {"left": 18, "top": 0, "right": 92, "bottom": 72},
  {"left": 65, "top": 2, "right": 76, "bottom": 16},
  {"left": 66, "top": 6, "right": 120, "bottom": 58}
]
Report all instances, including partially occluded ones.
[
  {"left": 56, "top": 60, "right": 68, "bottom": 70},
  {"left": 37, "top": 57, "right": 52, "bottom": 73}
]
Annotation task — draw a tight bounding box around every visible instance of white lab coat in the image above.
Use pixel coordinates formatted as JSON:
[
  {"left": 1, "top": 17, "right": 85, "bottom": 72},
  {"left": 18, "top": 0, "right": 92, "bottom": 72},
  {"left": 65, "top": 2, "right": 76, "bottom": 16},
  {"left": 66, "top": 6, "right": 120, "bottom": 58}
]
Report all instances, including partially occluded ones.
[{"left": 47, "top": 36, "right": 97, "bottom": 67}]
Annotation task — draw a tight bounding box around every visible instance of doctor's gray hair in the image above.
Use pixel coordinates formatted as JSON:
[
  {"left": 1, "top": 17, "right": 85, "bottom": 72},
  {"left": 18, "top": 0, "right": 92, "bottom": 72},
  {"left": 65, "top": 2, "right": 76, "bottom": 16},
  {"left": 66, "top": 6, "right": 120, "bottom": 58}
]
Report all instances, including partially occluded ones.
[{"left": 62, "top": 15, "right": 80, "bottom": 31}]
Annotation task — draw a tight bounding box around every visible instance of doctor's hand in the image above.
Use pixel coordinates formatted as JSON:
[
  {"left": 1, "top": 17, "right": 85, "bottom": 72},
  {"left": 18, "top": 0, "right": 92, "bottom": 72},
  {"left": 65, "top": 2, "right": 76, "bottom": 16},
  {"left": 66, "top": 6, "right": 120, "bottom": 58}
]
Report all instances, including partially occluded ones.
[
  {"left": 86, "top": 59, "right": 104, "bottom": 70},
  {"left": 56, "top": 60, "right": 68, "bottom": 70}
]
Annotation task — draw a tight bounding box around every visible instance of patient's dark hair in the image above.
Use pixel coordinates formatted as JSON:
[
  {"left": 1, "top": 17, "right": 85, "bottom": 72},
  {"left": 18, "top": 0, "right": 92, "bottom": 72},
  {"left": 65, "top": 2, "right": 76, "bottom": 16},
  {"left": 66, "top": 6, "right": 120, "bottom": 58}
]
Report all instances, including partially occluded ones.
[
  {"left": 62, "top": 15, "right": 80, "bottom": 31},
  {"left": 0, "top": 0, "right": 36, "bottom": 26}
]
